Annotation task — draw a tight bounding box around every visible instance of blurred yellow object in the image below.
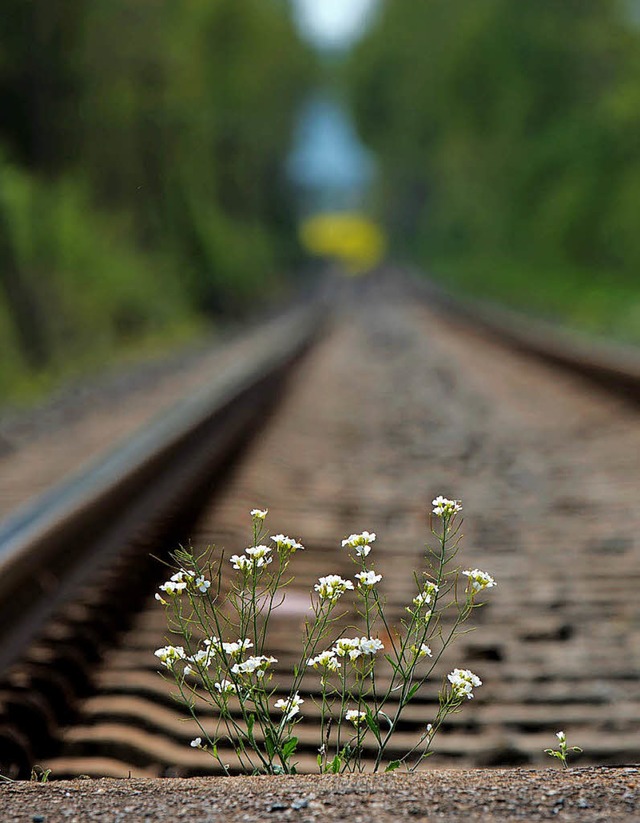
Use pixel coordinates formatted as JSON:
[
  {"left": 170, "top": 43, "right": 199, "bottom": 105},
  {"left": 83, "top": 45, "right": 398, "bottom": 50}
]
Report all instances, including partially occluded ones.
[{"left": 299, "top": 212, "right": 386, "bottom": 274}]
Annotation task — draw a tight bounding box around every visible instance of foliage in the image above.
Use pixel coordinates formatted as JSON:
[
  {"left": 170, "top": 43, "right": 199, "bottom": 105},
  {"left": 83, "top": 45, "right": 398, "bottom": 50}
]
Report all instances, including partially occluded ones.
[
  {"left": 347, "top": 0, "right": 640, "bottom": 341},
  {"left": 154, "top": 499, "right": 496, "bottom": 774},
  {"left": 0, "top": 0, "right": 312, "bottom": 398}
]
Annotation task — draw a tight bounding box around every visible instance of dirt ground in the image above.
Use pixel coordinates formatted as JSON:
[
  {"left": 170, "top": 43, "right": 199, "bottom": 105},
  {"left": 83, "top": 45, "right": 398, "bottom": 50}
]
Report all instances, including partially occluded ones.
[{"left": 1, "top": 768, "right": 637, "bottom": 822}]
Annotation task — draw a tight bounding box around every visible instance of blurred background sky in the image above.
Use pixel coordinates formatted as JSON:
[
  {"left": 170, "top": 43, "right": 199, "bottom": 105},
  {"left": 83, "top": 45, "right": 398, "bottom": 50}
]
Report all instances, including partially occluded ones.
[
  {"left": 292, "top": 0, "right": 379, "bottom": 50},
  {"left": 2, "top": 0, "right": 640, "bottom": 408}
]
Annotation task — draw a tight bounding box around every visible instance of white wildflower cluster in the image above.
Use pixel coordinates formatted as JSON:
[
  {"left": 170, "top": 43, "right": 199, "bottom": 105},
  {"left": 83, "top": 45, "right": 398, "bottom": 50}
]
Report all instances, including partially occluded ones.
[
  {"left": 355, "top": 570, "right": 382, "bottom": 588},
  {"left": 271, "top": 534, "right": 304, "bottom": 553},
  {"left": 183, "top": 647, "right": 215, "bottom": 677},
  {"left": 447, "top": 668, "right": 482, "bottom": 700},
  {"left": 463, "top": 569, "right": 497, "bottom": 595},
  {"left": 409, "top": 581, "right": 439, "bottom": 617},
  {"left": 156, "top": 635, "right": 262, "bottom": 680},
  {"left": 308, "top": 636, "right": 384, "bottom": 672},
  {"left": 156, "top": 497, "right": 497, "bottom": 771},
  {"left": 274, "top": 692, "right": 304, "bottom": 721},
  {"left": 222, "top": 638, "right": 253, "bottom": 657},
  {"left": 314, "top": 574, "right": 354, "bottom": 601},
  {"left": 307, "top": 649, "right": 341, "bottom": 672},
  {"left": 231, "top": 655, "right": 277, "bottom": 678},
  {"left": 154, "top": 645, "right": 186, "bottom": 669},
  {"left": 333, "top": 636, "right": 384, "bottom": 661},
  {"left": 230, "top": 545, "right": 272, "bottom": 572},
  {"left": 202, "top": 636, "right": 254, "bottom": 658},
  {"left": 431, "top": 496, "right": 462, "bottom": 517},
  {"left": 156, "top": 569, "right": 211, "bottom": 602},
  {"left": 345, "top": 709, "right": 366, "bottom": 726},
  {"left": 341, "top": 531, "right": 376, "bottom": 557}
]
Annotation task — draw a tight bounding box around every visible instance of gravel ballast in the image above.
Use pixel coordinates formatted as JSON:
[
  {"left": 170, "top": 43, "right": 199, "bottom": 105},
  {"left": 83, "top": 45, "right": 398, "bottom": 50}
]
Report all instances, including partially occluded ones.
[{"left": 1, "top": 769, "right": 638, "bottom": 822}]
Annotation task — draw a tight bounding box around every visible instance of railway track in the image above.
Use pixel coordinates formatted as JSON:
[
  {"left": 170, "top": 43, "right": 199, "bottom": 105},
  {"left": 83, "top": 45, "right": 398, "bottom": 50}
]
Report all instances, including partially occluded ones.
[{"left": 1, "top": 271, "right": 639, "bottom": 779}]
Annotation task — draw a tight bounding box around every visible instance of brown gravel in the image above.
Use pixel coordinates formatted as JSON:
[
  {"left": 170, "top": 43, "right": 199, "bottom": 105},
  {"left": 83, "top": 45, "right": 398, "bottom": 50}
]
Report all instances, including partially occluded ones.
[{"left": 1, "top": 768, "right": 638, "bottom": 822}]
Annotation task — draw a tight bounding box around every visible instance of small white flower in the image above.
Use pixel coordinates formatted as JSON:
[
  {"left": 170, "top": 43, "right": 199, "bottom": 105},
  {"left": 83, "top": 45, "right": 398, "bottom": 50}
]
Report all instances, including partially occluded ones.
[
  {"left": 154, "top": 645, "right": 186, "bottom": 669},
  {"left": 250, "top": 508, "right": 268, "bottom": 520},
  {"left": 426, "top": 723, "right": 433, "bottom": 734},
  {"left": 158, "top": 579, "right": 188, "bottom": 597},
  {"left": 186, "top": 648, "right": 214, "bottom": 670},
  {"left": 314, "top": 575, "right": 354, "bottom": 601},
  {"left": 245, "top": 545, "right": 272, "bottom": 567},
  {"left": 307, "top": 650, "right": 341, "bottom": 671},
  {"left": 355, "top": 570, "right": 382, "bottom": 588},
  {"left": 413, "top": 582, "right": 439, "bottom": 608},
  {"left": 447, "top": 668, "right": 482, "bottom": 700},
  {"left": 271, "top": 534, "right": 304, "bottom": 552},
  {"left": 154, "top": 592, "right": 167, "bottom": 604},
  {"left": 557, "top": 730, "right": 566, "bottom": 743},
  {"left": 463, "top": 569, "right": 496, "bottom": 595},
  {"left": 170, "top": 570, "right": 195, "bottom": 583},
  {"left": 431, "top": 496, "right": 462, "bottom": 517},
  {"left": 215, "top": 679, "right": 237, "bottom": 695},
  {"left": 345, "top": 709, "right": 366, "bottom": 726},
  {"left": 190, "top": 737, "right": 202, "bottom": 748},
  {"left": 358, "top": 637, "right": 384, "bottom": 655},
  {"left": 194, "top": 575, "right": 211, "bottom": 594},
  {"left": 341, "top": 531, "right": 376, "bottom": 557},
  {"left": 274, "top": 692, "right": 304, "bottom": 721},
  {"left": 203, "top": 636, "right": 221, "bottom": 650},
  {"left": 230, "top": 554, "right": 253, "bottom": 572},
  {"left": 411, "top": 643, "right": 432, "bottom": 658},
  {"left": 231, "top": 655, "right": 277, "bottom": 676},
  {"left": 333, "top": 637, "right": 361, "bottom": 657},
  {"left": 222, "top": 639, "right": 254, "bottom": 657}
]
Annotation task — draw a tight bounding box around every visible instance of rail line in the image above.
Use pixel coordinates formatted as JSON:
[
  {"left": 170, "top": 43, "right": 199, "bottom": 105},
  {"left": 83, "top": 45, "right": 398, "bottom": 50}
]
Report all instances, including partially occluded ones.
[{"left": 1, "top": 271, "right": 639, "bottom": 779}]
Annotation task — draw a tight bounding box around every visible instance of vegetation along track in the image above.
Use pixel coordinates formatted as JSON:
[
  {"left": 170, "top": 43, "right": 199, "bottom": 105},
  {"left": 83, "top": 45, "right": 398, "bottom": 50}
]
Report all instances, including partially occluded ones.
[{"left": 1, "top": 271, "right": 639, "bottom": 779}]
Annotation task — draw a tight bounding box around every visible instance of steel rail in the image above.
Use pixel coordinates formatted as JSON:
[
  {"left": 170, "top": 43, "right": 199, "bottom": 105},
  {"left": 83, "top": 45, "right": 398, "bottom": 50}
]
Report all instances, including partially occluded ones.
[
  {"left": 0, "top": 302, "right": 324, "bottom": 678},
  {"left": 409, "top": 269, "right": 640, "bottom": 402}
]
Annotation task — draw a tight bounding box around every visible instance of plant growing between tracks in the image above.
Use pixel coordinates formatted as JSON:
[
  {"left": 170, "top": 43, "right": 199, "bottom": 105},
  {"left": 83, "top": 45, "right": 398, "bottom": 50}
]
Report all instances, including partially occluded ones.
[
  {"left": 154, "top": 498, "right": 496, "bottom": 774},
  {"left": 545, "top": 731, "right": 583, "bottom": 769}
]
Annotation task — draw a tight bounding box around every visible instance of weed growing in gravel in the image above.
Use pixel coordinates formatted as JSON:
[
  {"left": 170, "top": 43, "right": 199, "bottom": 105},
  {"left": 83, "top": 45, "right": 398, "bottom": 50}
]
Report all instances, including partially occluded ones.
[
  {"left": 545, "top": 731, "right": 582, "bottom": 769},
  {"left": 30, "top": 765, "right": 52, "bottom": 783},
  {"left": 154, "top": 498, "right": 496, "bottom": 774}
]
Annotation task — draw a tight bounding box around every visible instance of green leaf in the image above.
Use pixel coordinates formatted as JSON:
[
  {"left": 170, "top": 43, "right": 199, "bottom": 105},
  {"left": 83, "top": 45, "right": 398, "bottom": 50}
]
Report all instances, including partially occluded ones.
[
  {"left": 364, "top": 709, "right": 380, "bottom": 740},
  {"left": 385, "top": 760, "right": 401, "bottom": 773},
  {"left": 330, "top": 755, "right": 341, "bottom": 774},
  {"left": 265, "top": 732, "right": 275, "bottom": 757},
  {"left": 406, "top": 682, "right": 422, "bottom": 701},
  {"left": 247, "top": 714, "right": 255, "bottom": 737},
  {"left": 282, "top": 737, "right": 298, "bottom": 759}
]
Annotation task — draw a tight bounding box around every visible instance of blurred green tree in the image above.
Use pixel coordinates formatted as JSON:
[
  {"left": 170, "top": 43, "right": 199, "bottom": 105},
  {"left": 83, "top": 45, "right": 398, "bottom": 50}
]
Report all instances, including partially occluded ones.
[
  {"left": 0, "top": 0, "right": 312, "bottom": 391},
  {"left": 348, "top": 0, "right": 640, "bottom": 339}
]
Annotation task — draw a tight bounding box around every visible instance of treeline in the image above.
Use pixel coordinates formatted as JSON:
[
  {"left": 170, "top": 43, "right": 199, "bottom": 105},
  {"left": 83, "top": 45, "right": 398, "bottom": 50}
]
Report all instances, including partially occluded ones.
[
  {"left": 348, "top": 0, "right": 640, "bottom": 341},
  {"left": 0, "top": 0, "right": 312, "bottom": 395}
]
